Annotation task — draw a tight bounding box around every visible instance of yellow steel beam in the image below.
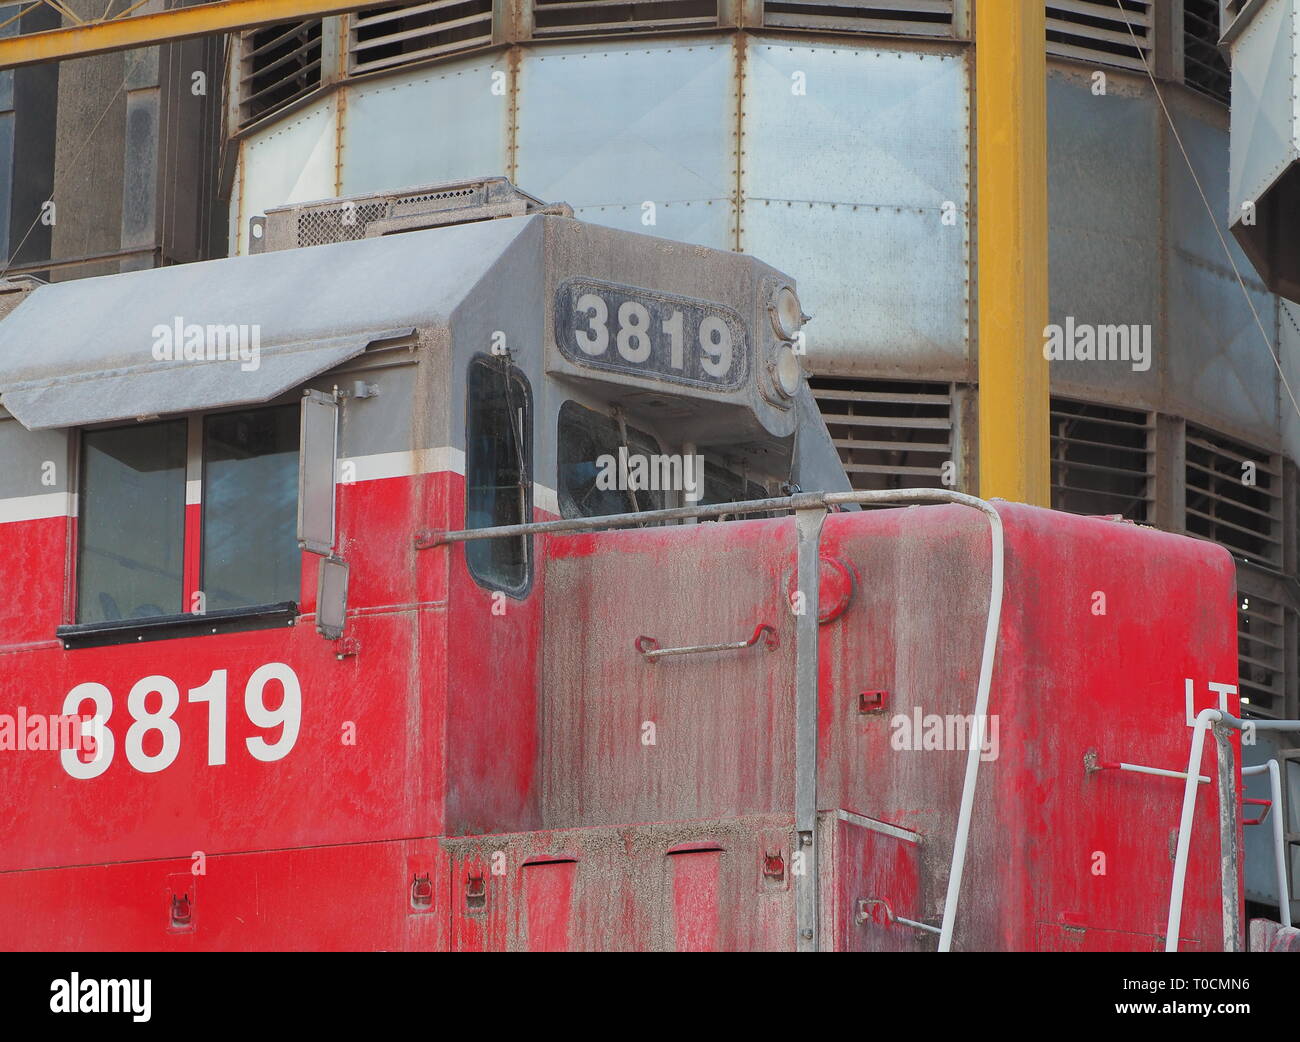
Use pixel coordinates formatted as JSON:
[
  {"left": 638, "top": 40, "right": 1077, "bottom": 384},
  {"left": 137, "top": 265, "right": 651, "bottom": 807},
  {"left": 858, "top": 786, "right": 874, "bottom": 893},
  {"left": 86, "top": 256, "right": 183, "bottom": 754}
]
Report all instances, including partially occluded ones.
[
  {"left": 0, "top": 0, "right": 395, "bottom": 69},
  {"left": 975, "top": 0, "right": 1050, "bottom": 506}
]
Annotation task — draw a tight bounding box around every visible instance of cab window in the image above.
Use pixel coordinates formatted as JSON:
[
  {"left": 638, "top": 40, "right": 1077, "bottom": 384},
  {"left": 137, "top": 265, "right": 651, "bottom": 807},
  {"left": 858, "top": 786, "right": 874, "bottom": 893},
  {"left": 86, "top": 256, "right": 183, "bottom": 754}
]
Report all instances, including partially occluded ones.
[
  {"left": 557, "top": 401, "right": 665, "bottom": 519},
  {"left": 202, "top": 406, "right": 300, "bottom": 611},
  {"left": 465, "top": 356, "right": 532, "bottom": 595},
  {"left": 75, "top": 405, "right": 301, "bottom": 624},
  {"left": 77, "top": 419, "right": 187, "bottom": 622}
]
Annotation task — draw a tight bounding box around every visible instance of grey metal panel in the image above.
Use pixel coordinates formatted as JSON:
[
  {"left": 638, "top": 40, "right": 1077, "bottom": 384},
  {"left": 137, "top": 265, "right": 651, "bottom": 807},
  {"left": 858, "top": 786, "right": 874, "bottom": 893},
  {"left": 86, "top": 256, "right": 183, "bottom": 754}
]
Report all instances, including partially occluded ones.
[
  {"left": 568, "top": 200, "right": 734, "bottom": 252},
  {"left": 1046, "top": 73, "right": 1160, "bottom": 397},
  {"left": 236, "top": 94, "right": 339, "bottom": 255},
  {"left": 514, "top": 39, "right": 737, "bottom": 250},
  {"left": 744, "top": 204, "right": 968, "bottom": 375},
  {"left": 1167, "top": 252, "right": 1280, "bottom": 439},
  {"left": 0, "top": 216, "right": 536, "bottom": 429},
  {"left": 1166, "top": 110, "right": 1281, "bottom": 441},
  {"left": 340, "top": 55, "right": 511, "bottom": 198},
  {"left": 740, "top": 40, "right": 970, "bottom": 372},
  {"left": 1227, "top": 0, "right": 1298, "bottom": 214}
]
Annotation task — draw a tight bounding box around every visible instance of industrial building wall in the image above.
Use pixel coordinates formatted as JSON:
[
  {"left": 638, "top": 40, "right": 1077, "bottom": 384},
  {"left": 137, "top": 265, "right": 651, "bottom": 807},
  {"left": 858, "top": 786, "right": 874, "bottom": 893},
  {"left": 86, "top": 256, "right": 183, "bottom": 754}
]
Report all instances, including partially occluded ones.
[{"left": 0, "top": 0, "right": 226, "bottom": 282}]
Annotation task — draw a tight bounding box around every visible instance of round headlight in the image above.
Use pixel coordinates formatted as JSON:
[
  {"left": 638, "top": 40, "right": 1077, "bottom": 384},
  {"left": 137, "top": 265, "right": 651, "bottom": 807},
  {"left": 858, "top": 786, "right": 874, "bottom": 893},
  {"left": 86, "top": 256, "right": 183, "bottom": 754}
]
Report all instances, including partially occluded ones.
[
  {"left": 770, "top": 286, "right": 803, "bottom": 341},
  {"left": 773, "top": 343, "right": 803, "bottom": 399}
]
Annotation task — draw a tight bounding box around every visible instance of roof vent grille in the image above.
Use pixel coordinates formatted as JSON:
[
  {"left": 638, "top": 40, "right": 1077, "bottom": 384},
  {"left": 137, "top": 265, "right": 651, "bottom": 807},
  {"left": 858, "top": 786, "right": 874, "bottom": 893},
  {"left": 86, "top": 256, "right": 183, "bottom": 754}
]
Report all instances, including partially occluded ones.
[{"left": 251, "top": 177, "right": 572, "bottom": 253}]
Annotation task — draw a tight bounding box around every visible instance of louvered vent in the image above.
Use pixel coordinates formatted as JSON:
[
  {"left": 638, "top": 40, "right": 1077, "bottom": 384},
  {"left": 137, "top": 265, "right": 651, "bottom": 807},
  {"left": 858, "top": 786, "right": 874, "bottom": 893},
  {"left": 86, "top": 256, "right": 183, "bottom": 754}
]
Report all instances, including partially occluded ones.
[
  {"left": 1184, "top": 424, "right": 1281, "bottom": 567},
  {"left": 811, "top": 377, "right": 952, "bottom": 491},
  {"left": 239, "top": 20, "right": 324, "bottom": 128},
  {"left": 761, "top": 0, "right": 954, "bottom": 36},
  {"left": 1045, "top": 1, "right": 1152, "bottom": 72},
  {"left": 532, "top": 0, "right": 719, "bottom": 39},
  {"left": 1183, "top": 0, "right": 1229, "bottom": 104},
  {"left": 1050, "top": 398, "right": 1153, "bottom": 521},
  {"left": 349, "top": 1, "right": 494, "bottom": 76},
  {"left": 1238, "top": 586, "right": 1285, "bottom": 718}
]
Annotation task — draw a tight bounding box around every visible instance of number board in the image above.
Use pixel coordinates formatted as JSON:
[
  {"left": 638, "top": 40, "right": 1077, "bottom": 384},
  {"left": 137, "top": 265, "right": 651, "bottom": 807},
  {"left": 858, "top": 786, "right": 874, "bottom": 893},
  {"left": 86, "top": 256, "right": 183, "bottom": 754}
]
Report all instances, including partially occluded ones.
[{"left": 554, "top": 278, "right": 748, "bottom": 391}]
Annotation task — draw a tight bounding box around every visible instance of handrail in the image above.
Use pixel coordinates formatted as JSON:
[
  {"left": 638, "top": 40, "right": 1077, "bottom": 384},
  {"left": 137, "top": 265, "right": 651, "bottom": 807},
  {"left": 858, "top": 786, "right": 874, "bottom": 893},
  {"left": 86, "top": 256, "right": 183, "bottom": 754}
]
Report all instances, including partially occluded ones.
[
  {"left": 427, "top": 487, "right": 1005, "bottom": 953},
  {"left": 1169, "top": 709, "right": 1300, "bottom": 951},
  {"left": 1242, "top": 760, "right": 1292, "bottom": 928}
]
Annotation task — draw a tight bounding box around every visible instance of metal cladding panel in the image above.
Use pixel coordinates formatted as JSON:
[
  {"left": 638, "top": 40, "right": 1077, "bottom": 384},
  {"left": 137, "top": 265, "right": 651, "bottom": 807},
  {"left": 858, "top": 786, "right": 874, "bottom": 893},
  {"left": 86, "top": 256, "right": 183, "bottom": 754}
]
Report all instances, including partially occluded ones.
[
  {"left": 0, "top": 839, "right": 450, "bottom": 951},
  {"left": 1227, "top": 0, "right": 1300, "bottom": 214},
  {"left": 1165, "top": 109, "right": 1280, "bottom": 439},
  {"left": 1046, "top": 73, "right": 1160, "bottom": 396},
  {"left": 514, "top": 39, "right": 737, "bottom": 251},
  {"left": 340, "top": 55, "right": 512, "bottom": 199},
  {"left": 1166, "top": 252, "right": 1279, "bottom": 439},
  {"left": 740, "top": 41, "right": 970, "bottom": 373},
  {"left": 444, "top": 815, "right": 796, "bottom": 951},
  {"left": 540, "top": 502, "right": 1238, "bottom": 950},
  {"left": 234, "top": 94, "right": 338, "bottom": 255},
  {"left": 0, "top": 217, "right": 534, "bottom": 430}
]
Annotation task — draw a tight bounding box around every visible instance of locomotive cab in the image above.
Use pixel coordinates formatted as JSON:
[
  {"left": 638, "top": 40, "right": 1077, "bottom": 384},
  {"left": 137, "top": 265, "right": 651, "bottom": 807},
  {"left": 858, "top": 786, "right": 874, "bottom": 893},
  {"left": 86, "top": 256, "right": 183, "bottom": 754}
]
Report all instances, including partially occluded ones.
[{"left": 0, "top": 180, "right": 1246, "bottom": 953}]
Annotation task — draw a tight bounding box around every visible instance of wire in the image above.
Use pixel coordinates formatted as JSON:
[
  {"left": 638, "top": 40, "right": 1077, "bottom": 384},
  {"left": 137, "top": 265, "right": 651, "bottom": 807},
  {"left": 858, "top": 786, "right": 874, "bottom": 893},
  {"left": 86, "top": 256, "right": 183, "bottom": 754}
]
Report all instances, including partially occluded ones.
[{"left": 1110, "top": 0, "right": 1300, "bottom": 426}]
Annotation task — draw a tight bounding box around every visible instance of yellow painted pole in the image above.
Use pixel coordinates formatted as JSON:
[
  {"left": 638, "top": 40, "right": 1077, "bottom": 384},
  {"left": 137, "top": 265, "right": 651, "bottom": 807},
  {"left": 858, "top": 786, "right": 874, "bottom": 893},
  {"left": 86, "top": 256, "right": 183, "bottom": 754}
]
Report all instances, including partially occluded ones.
[
  {"left": 975, "top": 0, "right": 1051, "bottom": 506},
  {"left": 0, "top": 0, "right": 395, "bottom": 69}
]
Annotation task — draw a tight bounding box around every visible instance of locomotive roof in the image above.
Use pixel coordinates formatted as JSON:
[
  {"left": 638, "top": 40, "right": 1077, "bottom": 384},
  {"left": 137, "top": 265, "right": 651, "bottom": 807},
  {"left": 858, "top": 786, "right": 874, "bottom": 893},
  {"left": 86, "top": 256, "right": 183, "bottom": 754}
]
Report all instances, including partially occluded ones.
[{"left": 0, "top": 215, "right": 534, "bottom": 431}]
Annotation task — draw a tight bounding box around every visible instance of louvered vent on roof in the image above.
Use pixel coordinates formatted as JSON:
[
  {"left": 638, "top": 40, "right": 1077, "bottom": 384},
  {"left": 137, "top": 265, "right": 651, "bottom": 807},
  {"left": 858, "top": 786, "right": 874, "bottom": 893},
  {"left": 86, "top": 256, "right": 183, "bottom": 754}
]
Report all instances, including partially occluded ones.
[
  {"left": 1050, "top": 398, "right": 1153, "bottom": 521},
  {"left": 239, "top": 20, "right": 324, "bottom": 128},
  {"left": 349, "top": 1, "right": 495, "bottom": 76},
  {"left": 811, "top": 377, "right": 953, "bottom": 491},
  {"left": 531, "top": 0, "right": 719, "bottom": 39},
  {"left": 1183, "top": 0, "right": 1230, "bottom": 104},
  {"left": 1184, "top": 424, "right": 1281, "bottom": 567},
  {"left": 1045, "top": 0, "right": 1152, "bottom": 72},
  {"left": 761, "top": 0, "right": 955, "bottom": 37},
  {"left": 1238, "top": 585, "right": 1286, "bottom": 718}
]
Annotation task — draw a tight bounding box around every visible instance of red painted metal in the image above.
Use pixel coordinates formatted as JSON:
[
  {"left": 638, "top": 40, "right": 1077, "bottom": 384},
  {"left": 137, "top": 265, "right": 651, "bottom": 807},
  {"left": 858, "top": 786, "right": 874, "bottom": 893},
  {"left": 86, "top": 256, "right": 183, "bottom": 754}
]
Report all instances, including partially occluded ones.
[{"left": 0, "top": 466, "right": 1243, "bottom": 950}]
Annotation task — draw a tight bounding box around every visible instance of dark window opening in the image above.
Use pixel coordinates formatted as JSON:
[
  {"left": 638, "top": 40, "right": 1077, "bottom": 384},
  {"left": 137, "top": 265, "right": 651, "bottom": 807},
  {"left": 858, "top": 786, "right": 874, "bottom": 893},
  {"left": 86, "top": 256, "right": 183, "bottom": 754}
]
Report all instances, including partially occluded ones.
[
  {"left": 77, "top": 420, "right": 187, "bottom": 624},
  {"left": 202, "top": 406, "right": 301, "bottom": 612},
  {"left": 466, "top": 357, "right": 532, "bottom": 595},
  {"left": 1184, "top": 0, "right": 1230, "bottom": 104},
  {"left": 696, "top": 457, "right": 769, "bottom": 514},
  {"left": 239, "top": 20, "right": 323, "bottom": 127},
  {"left": 350, "top": 2, "right": 494, "bottom": 75},
  {"left": 1050, "top": 398, "right": 1153, "bottom": 522},
  {"left": 557, "top": 400, "right": 665, "bottom": 520},
  {"left": 74, "top": 405, "right": 303, "bottom": 633}
]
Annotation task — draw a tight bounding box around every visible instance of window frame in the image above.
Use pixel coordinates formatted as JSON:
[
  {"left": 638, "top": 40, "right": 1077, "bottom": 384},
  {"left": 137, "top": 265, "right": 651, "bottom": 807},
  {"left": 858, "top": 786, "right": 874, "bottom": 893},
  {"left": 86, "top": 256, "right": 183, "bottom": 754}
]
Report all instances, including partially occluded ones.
[
  {"left": 58, "top": 403, "right": 304, "bottom": 649},
  {"left": 464, "top": 354, "right": 534, "bottom": 599}
]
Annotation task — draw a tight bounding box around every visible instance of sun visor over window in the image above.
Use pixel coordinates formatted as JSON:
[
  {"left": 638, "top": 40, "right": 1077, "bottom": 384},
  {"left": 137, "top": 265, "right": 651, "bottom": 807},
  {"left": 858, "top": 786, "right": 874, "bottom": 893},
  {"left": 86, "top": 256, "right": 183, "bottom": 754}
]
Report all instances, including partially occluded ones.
[{"left": 0, "top": 329, "right": 414, "bottom": 431}]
